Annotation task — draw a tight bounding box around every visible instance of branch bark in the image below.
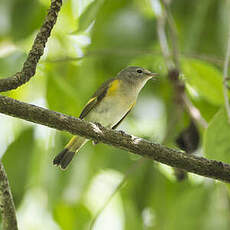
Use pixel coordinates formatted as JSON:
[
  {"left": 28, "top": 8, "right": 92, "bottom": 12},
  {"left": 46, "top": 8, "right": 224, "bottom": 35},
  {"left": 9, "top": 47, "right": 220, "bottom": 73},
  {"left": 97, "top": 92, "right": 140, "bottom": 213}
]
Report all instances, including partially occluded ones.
[
  {"left": 0, "top": 162, "right": 18, "bottom": 230},
  {"left": 0, "top": 95, "right": 229, "bottom": 182},
  {"left": 0, "top": 1, "right": 63, "bottom": 228},
  {"left": 0, "top": 0, "right": 62, "bottom": 92}
]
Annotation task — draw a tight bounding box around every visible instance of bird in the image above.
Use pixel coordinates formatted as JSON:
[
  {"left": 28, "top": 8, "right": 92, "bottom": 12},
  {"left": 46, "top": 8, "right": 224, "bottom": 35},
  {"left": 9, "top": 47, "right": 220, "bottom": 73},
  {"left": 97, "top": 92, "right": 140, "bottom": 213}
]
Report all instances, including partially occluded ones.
[{"left": 53, "top": 66, "right": 158, "bottom": 169}]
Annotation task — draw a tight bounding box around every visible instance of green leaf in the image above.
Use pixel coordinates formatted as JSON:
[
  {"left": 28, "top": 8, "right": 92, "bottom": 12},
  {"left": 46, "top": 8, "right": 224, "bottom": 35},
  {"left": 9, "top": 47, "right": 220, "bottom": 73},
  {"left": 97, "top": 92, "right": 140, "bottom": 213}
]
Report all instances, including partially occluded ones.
[
  {"left": 46, "top": 63, "right": 82, "bottom": 115},
  {"left": 76, "top": 0, "right": 105, "bottom": 33},
  {"left": 122, "top": 164, "right": 212, "bottom": 230},
  {"left": 167, "top": 185, "right": 212, "bottom": 230},
  {"left": 204, "top": 107, "right": 230, "bottom": 163},
  {"left": 2, "top": 128, "right": 34, "bottom": 207},
  {"left": 10, "top": 0, "right": 46, "bottom": 40},
  {"left": 189, "top": 96, "right": 219, "bottom": 122},
  {"left": 148, "top": 170, "right": 212, "bottom": 230},
  {"left": 54, "top": 202, "right": 91, "bottom": 230},
  {"left": 0, "top": 51, "right": 26, "bottom": 77},
  {"left": 182, "top": 58, "right": 224, "bottom": 105}
]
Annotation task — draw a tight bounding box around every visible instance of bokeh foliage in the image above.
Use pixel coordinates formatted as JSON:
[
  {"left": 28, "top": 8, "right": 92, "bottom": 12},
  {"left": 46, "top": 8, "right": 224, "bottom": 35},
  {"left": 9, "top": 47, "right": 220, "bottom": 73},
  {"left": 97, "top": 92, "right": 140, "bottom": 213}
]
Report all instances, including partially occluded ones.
[{"left": 0, "top": 0, "right": 230, "bottom": 229}]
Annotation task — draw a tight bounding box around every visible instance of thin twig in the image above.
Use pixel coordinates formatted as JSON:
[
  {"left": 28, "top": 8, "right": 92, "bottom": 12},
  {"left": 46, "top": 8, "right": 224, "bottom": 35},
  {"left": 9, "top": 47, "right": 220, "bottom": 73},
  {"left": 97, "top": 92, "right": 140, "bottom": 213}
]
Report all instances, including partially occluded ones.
[
  {"left": 43, "top": 48, "right": 225, "bottom": 68},
  {"left": 162, "top": 0, "right": 181, "bottom": 70},
  {"left": 157, "top": 0, "right": 208, "bottom": 128},
  {"left": 183, "top": 94, "right": 208, "bottom": 128},
  {"left": 223, "top": 28, "right": 230, "bottom": 123},
  {"left": 155, "top": 0, "right": 208, "bottom": 181},
  {"left": 187, "top": 53, "right": 224, "bottom": 67},
  {"left": 0, "top": 95, "right": 230, "bottom": 182},
  {"left": 0, "top": 162, "right": 18, "bottom": 230},
  {"left": 156, "top": 16, "right": 174, "bottom": 70},
  {"left": 0, "top": 0, "right": 63, "bottom": 92}
]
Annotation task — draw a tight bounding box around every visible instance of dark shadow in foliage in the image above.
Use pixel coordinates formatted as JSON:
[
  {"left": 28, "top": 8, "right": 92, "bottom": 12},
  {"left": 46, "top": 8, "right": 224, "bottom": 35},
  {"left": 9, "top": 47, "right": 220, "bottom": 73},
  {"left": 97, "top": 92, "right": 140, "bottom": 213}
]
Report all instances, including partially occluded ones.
[{"left": 175, "top": 120, "right": 200, "bottom": 181}]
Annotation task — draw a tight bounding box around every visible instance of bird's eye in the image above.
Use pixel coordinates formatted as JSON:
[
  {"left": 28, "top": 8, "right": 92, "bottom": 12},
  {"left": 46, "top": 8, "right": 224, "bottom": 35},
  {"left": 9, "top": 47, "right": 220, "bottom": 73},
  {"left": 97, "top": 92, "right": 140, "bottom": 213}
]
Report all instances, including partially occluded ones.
[{"left": 137, "top": 69, "right": 142, "bottom": 73}]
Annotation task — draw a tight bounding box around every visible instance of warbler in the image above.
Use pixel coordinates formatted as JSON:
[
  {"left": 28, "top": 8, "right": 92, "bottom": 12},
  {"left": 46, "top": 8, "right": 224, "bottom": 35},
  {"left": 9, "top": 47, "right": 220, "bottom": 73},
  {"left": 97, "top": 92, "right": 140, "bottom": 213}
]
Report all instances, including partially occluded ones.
[{"left": 53, "top": 66, "right": 158, "bottom": 169}]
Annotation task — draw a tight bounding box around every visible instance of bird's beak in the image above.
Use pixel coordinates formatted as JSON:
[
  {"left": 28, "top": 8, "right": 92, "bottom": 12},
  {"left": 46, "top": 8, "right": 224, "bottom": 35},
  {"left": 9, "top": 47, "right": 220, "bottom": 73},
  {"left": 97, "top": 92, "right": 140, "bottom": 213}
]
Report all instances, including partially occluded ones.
[{"left": 143, "top": 70, "right": 159, "bottom": 78}]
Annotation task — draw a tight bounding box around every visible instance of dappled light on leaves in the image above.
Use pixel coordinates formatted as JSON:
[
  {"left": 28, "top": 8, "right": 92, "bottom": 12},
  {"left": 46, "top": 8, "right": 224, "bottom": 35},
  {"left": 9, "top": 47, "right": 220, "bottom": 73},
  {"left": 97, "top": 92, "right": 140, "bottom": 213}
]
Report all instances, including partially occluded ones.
[{"left": 1, "top": 0, "right": 230, "bottom": 229}]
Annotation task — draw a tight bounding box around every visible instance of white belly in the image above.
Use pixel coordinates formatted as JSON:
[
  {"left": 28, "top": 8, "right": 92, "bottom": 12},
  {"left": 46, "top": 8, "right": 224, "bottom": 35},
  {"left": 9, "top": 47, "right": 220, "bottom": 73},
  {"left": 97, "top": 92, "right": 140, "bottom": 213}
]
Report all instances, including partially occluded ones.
[{"left": 85, "top": 93, "right": 135, "bottom": 128}]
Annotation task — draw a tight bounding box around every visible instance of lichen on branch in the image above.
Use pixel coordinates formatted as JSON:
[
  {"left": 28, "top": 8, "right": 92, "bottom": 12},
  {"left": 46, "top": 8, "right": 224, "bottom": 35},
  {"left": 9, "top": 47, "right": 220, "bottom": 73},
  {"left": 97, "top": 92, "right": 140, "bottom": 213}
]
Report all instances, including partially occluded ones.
[
  {"left": 0, "top": 162, "right": 18, "bottom": 230},
  {"left": 0, "top": 94, "right": 230, "bottom": 183}
]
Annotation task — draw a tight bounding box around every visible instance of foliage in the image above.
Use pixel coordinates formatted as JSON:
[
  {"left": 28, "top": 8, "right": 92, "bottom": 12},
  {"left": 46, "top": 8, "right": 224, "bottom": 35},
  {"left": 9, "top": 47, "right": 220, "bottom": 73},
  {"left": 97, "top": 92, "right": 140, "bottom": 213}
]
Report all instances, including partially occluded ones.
[{"left": 0, "top": 0, "right": 230, "bottom": 229}]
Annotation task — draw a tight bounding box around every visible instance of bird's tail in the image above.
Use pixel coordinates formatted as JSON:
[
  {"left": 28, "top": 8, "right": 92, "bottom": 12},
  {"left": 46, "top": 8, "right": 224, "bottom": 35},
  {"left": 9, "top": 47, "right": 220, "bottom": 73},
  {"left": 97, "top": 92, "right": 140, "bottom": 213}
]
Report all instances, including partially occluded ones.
[{"left": 53, "top": 136, "right": 87, "bottom": 169}]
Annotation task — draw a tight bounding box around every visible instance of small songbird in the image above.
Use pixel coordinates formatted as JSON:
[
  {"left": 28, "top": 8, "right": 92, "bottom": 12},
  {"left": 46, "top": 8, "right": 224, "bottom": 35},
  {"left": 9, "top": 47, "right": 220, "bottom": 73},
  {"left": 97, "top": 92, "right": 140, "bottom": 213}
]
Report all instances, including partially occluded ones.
[{"left": 53, "top": 66, "right": 158, "bottom": 169}]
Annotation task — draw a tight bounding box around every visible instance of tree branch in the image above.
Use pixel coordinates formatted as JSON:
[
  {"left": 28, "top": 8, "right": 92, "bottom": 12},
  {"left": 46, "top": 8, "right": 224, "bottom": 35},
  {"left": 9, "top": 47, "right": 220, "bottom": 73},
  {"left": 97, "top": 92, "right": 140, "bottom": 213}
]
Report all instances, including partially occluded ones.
[
  {"left": 0, "top": 0, "right": 62, "bottom": 92},
  {"left": 0, "top": 162, "right": 18, "bottom": 230},
  {"left": 0, "top": 95, "right": 230, "bottom": 182}
]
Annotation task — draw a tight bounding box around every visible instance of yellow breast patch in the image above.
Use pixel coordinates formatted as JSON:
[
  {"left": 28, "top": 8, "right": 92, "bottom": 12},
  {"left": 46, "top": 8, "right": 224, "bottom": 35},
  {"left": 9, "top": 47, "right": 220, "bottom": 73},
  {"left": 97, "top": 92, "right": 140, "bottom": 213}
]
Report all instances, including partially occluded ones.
[{"left": 107, "top": 79, "right": 120, "bottom": 96}]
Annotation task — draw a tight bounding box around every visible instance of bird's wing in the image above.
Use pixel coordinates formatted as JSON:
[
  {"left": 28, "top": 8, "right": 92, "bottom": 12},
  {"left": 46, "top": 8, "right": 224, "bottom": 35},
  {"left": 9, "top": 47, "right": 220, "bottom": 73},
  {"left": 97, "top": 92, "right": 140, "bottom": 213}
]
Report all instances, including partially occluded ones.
[
  {"left": 112, "top": 102, "right": 135, "bottom": 129},
  {"left": 79, "top": 78, "right": 115, "bottom": 119}
]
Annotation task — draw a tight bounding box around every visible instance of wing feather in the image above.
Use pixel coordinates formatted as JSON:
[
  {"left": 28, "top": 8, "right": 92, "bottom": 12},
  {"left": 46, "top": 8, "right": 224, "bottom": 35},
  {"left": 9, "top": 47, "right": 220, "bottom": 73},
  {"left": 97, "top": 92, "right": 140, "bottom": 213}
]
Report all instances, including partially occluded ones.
[{"left": 79, "top": 78, "right": 115, "bottom": 119}]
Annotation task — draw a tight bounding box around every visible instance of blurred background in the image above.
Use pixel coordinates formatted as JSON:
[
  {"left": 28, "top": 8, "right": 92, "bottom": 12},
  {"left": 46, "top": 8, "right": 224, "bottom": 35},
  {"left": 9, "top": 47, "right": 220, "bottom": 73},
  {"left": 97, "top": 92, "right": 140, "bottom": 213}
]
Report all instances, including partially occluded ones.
[{"left": 1, "top": 0, "right": 230, "bottom": 229}]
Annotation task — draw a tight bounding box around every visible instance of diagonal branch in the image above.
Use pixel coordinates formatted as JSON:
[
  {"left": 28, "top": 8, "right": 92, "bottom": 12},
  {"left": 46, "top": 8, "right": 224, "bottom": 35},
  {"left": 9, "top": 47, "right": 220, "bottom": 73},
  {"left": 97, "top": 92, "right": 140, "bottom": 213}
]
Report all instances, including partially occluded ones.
[
  {"left": 0, "top": 95, "right": 230, "bottom": 182},
  {"left": 0, "top": 0, "right": 62, "bottom": 92},
  {"left": 0, "top": 162, "right": 18, "bottom": 230}
]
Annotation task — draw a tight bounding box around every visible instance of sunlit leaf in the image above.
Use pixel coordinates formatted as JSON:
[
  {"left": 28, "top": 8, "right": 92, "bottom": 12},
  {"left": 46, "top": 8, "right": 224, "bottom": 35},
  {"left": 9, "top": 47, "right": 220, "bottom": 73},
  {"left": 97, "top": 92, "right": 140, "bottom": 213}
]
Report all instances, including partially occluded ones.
[
  {"left": 189, "top": 96, "right": 219, "bottom": 122},
  {"left": 76, "top": 0, "right": 105, "bottom": 33},
  {"left": 2, "top": 128, "right": 34, "bottom": 207},
  {"left": 182, "top": 58, "right": 224, "bottom": 105},
  {"left": 204, "top": 107, "right": 230, "bottom": 163},
  {"left": 54, "top": 202, "right": 91, "bottom": 230}
]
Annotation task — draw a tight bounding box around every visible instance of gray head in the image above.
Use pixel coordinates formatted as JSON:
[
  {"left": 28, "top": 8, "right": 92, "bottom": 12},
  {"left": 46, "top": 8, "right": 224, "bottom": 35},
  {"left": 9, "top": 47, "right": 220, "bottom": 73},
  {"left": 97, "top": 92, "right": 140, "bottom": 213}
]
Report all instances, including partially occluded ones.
[{"left": 117, "top": 66, "right": 157, "bottom": 84}]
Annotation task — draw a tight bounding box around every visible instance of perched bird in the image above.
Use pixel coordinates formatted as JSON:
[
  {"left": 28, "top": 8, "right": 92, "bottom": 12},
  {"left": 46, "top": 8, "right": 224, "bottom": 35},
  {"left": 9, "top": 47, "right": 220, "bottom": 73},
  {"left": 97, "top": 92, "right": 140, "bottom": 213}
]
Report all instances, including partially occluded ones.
[{"left": 53, "top": 66, "right": 158, "bottom": 169}]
